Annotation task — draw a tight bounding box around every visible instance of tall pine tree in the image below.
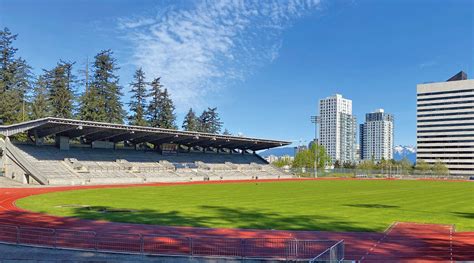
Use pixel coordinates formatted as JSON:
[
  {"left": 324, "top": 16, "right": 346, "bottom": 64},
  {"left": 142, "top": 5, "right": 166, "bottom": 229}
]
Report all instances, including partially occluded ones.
[
  {"left": 147, "top": 78, "right": 176, "bottom": 129},
  {"left": 147, "top": 77, "right": 163, "bottom": 127},
  {"left": 128, "top": 68, "right": 148, "bottom": 126},
  {"left": 198, "top": 107, "right": 222, "bottom": 134},
  {"left": 0, "top": 27, "right": 17, "bottom": 93},
  {"left": 222, "top": 129, "right": 231, "bottom": 135},
  {"left": 44, "top": 61, "right": 75, "bottom": 118},
  {"left": 182, "top": 108, "right": 199, "bottom": 131},
  {"left": 31, "top": 74, "right": 49, "bottom": 119},
  {"left": 0, "top": 28, "right": 32, "bottom": 124},
  {"left": 79, "top": 50, "right": 124, "bottom": 123},
  {"left": 157, "top": 88, "right": 176, "bottom": 129},
  {"left": 79, "top": 83, "right": 102, "bottom": 121}
]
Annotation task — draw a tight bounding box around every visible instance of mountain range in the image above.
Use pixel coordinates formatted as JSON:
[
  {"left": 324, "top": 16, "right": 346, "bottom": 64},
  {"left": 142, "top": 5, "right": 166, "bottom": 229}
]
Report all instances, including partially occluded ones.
[
  {"left": 393, "top": 145, "right": 416, "bottom": 163},
  {"left": 259, "top": 145, "right": 416, "bottom": 163}
]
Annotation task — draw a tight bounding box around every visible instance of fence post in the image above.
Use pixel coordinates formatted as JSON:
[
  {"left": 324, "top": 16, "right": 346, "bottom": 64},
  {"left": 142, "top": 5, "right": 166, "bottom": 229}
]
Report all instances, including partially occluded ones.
[
  {"left": 189, "top": 237, "right": 193, "bottom": 257},
  {"left": 140, "top": 234, "right": 144, "bottom": 254},
  {"left": 294, "top": 239, "right": 298, "bottom": 260},
  {"left": 240, "top": 239, "right": 245, "bottom": 259},
  {"left": 16, "top": 226, "right": 20, "bottom": 244},
  {"left": 94, "top": 232, "right": 98, "bottom": 251},
  {"left": 53, "top": 229, "right": 57, "bottom": 248}
]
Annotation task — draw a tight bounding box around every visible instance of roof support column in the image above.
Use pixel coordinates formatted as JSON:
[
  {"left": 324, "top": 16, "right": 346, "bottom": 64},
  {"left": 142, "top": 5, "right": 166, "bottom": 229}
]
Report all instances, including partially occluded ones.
[
  {"left": 34, "top": 130, "right": 43, "bottom": 146},
  {"left": 55, "top": 135, "right": 70, "bottom": 151}
]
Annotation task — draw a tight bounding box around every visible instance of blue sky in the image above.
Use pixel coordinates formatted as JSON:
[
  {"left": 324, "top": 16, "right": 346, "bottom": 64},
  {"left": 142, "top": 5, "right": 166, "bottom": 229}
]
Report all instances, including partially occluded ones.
[{"left": 1, "top": 0, "right": 473, "bottom": 146}]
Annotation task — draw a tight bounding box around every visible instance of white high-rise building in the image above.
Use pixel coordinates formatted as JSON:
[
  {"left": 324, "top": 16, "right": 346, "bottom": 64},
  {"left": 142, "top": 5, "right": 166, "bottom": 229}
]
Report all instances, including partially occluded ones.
[
  {"left": 360, "top": 109, "right": 394, "bottom": 161},
  {"left": 417, "top": 71, "right": 473, "bottom": 176},
  {"left": 319, "top": 94, "right": 357, "bottom": 163}
]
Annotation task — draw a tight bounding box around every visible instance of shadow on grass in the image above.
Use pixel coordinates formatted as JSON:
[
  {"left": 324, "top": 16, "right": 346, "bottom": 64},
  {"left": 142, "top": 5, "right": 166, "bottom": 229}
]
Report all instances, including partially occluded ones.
[
  {"left": 344, "top": 204, "right": 399, "bottom": 209},
  {"left": 69, "top": 205, "right": 375, "bottom": 232},
  {"left": 452, "top": 211, "right": 474, "bottom": 219}
]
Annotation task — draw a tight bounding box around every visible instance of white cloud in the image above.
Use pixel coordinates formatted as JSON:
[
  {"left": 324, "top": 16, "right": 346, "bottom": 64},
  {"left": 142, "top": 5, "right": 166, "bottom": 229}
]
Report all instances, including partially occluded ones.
[{"left": 119, "top": 0, "right": 320, "bottom": 112}]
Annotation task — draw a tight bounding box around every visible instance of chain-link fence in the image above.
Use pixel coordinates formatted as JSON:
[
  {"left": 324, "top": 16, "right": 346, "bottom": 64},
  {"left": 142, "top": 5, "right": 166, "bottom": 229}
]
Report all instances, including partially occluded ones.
[{"left": 284, "top": 167, "right": 471, "bottom": 181}]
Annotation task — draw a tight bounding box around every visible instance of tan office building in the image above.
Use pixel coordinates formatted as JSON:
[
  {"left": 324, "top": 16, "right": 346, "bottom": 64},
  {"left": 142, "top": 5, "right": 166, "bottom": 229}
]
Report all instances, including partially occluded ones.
[{"left": 417, "top": 71, "right": 474, "bottom": 175}]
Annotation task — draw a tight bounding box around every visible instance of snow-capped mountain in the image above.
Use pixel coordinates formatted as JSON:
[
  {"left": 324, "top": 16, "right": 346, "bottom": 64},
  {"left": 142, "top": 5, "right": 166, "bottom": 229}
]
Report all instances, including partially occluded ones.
[
  {"left": 258, "top": 147, "right": 295, "bottom": 158},
  {"left": 393, "top": 145, "right": 416, "bottom": 163}
]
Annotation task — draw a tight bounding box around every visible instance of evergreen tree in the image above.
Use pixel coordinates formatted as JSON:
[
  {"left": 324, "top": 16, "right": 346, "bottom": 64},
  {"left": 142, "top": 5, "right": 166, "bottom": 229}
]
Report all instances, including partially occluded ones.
[
  {"left": 182, "top": 108, "right": 199, "bottom": 131},
  {"left": 79, "top": 85, "right": 102, "bottom": 121},
  {"left": 12, "top": 58, "right": 32, "bottom": 122},
  {"left": 80, "top": 50, "right": 124, "bottom": 123},
  {"left": 31, "top": 74, "right": 49, "bottom": 119},
  {"left": 44, "top": 61, "right": 75, "bottom": 118},
  {"left": 0, "top": 27, "right": 18, "bottom": 93},
  {"left": 147, "top": 77, "right": 163, "bottom": 127},
  {"left": 222, "top": 128, "right": 231, "bottom": 135},
  {"left": 198, "top": 107, "right": 222, "bottom": 134},
  {"left": 156, "top": 88, "right": 176, "bottom": 129},
  {"left": 0, "top": 28, "right": 32, "bottom": 124},
  {"left": 128, "top": 68, "right": 148, "bottom": 126},
  {"left": 147, "top": 78, "right": 176, "bottom": 129}
]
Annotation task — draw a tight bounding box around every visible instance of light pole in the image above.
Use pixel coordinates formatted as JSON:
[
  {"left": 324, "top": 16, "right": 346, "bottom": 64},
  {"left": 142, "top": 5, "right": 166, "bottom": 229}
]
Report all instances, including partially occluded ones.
[{"left": 310, "top": 115, "right": 320, "bottom": 178}]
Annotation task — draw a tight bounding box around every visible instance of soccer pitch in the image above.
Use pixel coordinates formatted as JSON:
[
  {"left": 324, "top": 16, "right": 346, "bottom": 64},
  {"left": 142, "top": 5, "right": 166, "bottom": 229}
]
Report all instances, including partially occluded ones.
[{"left": 16, "top": 180, "right": 474, "bottom": 232}]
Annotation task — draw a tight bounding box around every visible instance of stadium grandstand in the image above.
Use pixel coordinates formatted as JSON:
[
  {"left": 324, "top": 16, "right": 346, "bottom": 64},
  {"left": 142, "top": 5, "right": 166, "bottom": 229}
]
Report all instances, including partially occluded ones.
[{"left": 0, "top": 117, "right": 291, "bottom": 185}]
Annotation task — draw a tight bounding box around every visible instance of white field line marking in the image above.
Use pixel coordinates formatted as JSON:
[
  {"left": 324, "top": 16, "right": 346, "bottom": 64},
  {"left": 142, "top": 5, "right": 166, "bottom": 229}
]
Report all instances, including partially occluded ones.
[{"left": 359, "top": 222, "right": 398, "bottom": 261}]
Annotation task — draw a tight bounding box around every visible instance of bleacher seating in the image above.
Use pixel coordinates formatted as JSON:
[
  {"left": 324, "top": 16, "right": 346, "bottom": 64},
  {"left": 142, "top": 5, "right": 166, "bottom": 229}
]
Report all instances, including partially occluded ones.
[{"left": 9, "top": 143, "right": 291, "bottom": 185}]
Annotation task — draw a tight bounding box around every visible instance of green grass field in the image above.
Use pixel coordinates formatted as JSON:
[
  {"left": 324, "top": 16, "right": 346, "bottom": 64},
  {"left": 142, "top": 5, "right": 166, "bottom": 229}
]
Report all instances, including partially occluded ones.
[{"left": 16, "top": 180, "right": 474, "bottom": 232}]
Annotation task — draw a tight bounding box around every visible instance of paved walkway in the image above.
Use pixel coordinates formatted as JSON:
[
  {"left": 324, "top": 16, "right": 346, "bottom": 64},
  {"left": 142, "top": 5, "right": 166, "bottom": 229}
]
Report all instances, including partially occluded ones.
[{"left": 0, "top": 180, "right": 473, "bottom": 262}]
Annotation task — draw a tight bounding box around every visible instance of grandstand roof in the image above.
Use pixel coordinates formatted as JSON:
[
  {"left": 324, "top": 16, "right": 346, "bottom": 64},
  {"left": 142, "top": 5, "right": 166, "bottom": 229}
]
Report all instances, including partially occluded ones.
[{"left": 0, "top": 117, "right": 290, "bottom": 151}]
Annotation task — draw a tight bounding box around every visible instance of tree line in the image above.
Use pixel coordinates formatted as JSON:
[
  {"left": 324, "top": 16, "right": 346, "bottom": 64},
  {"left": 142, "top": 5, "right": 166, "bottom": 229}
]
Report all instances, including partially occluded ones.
[
  {"left": 354, "top": 158, "right": 448, "bottom": 175},
  {"left": 272, "top": 144, "right": 449, "bottom": 176},
  {"left": 0, "top": 27, "right": 226, "bottom": 134}
]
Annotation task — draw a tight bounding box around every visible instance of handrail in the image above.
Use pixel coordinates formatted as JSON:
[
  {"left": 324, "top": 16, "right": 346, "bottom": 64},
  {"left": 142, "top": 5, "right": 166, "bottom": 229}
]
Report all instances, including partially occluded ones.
[
  {"left": 310, "top": 239, "right": 344, "bottom": 263},
  {"left": 4, "top": 139, "right": 47, "bottom": 184}
]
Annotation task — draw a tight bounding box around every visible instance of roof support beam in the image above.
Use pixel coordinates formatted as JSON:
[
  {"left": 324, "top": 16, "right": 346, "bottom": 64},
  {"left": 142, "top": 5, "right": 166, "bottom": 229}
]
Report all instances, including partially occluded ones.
[
  {"left": 131, "top": 134, "right": 173, "bottom": 144},
  {"left": 35, "top": 125, "right": 77, "bottom": 138},
  {"left": 86, "top": 130, "right": 131, "bottom": 142},
  {"left": 148, "top": 135, "right": 181, "bottom": 145},
  {"left": 186, "top": 139, "right": 217, "bottom": 147},
  {"left": 59, "top": 127, "right": 101, "bottom": 138},
  {"left": 111, "top": 132, "right": 147, "bottom": 143}
]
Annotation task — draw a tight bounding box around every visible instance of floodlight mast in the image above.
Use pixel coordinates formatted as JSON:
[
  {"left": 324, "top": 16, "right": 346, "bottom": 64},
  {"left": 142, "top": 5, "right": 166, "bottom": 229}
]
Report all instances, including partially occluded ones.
[{"left": 310, "top": 115, "right": 320, "bottom": 178}]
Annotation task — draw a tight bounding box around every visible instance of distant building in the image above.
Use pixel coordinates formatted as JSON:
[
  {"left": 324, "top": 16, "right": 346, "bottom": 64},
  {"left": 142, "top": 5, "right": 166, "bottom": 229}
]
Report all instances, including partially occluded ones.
[
  {"left": 265, "top": 155, "right": 293, "bottom": 165},
  {"left": 355, "top": 144, "right": 360, "bottom": 162},
  {"left": 360, "top": 109, "right": 394, "bottom": 161},
  {"left": 294, "top": 145, "right": 308, "bottom": 155},
  {"left": 308, "top": 139, "right": 319, "bottom": 149},
  {"left": 319, "top": 94, "right": 357, "bottom": 163},
  {"left": 265, "top": 155, "right": 279, "bottom": 163},
  {"left": 417, "top": 71, "right": 473, "bottom": 176}
]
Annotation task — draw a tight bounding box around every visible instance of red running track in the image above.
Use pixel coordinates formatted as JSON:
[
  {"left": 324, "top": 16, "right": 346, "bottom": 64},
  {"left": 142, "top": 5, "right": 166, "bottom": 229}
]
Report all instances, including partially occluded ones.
[{"left": 0, "top": 179, "right": 473, "bottom": 262}]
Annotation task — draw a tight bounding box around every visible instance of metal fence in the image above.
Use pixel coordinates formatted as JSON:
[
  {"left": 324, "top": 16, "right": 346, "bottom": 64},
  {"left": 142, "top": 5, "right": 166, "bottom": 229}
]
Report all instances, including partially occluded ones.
[
  {"left": 286, "top": 168, "right": 472, "bottom": 181},
  {"left": 309, "top": 239, "right": 345, "bottom": 263},
  {"left": 0, "top": 224, "right": 342, "bottom": 260}
]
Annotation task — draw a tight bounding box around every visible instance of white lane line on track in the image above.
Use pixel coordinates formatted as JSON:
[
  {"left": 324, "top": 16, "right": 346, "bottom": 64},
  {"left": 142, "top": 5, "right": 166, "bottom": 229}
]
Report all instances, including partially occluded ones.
[{"left": 359, "top": 222, "right": 398, "bottom": 262}]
